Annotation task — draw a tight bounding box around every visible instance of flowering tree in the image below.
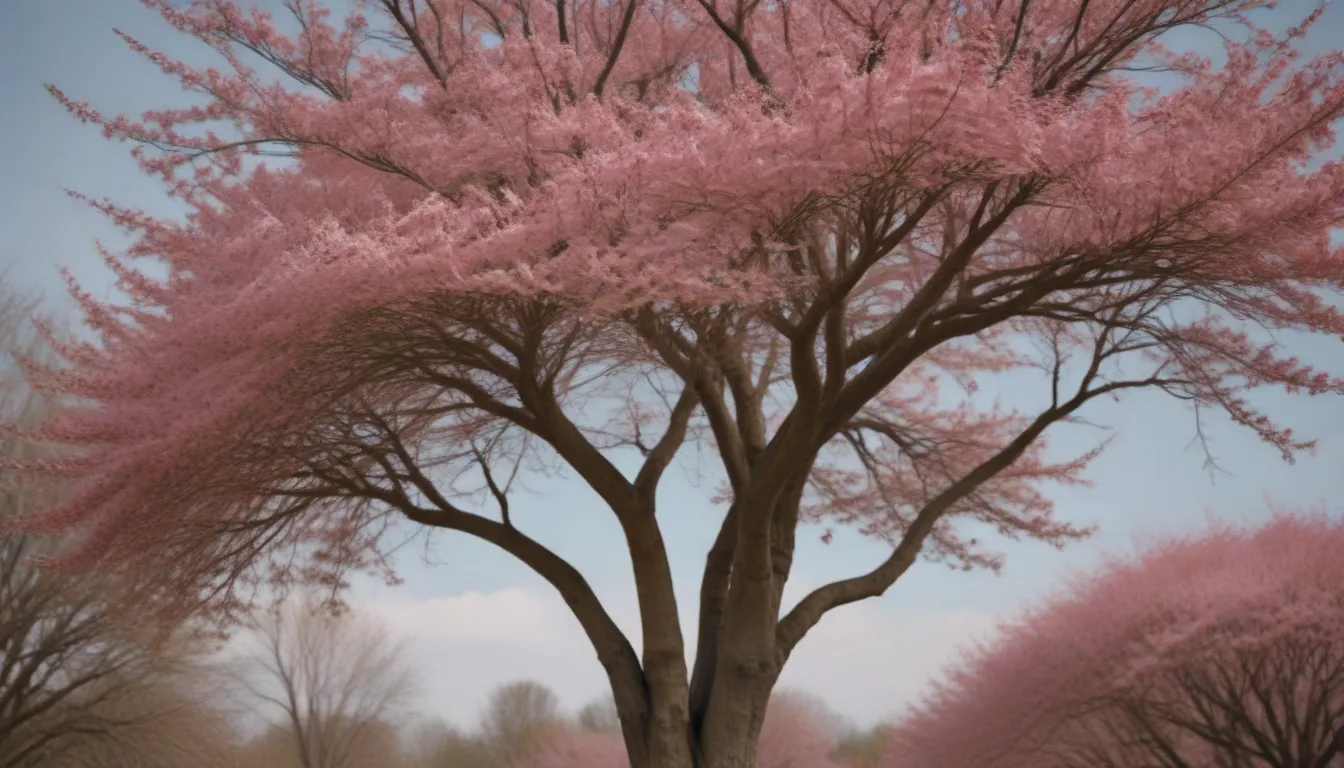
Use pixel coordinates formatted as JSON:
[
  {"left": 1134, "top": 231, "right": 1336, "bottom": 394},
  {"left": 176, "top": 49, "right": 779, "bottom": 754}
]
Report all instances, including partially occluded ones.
[
  {"left": 0, "top": 287, "right": 230, "bottom": 768},
  {"left": 753, "top": 692, "right": 846, "bottom": 768},
  {"left": 882, "top": 513, "right": 1344, "bottom": 768},
  {"left": 9, "top": 0, "right": 1344, "bottom": 765},
  {"left": 526, "top": 729, "right": 635, "bottom": 768}
]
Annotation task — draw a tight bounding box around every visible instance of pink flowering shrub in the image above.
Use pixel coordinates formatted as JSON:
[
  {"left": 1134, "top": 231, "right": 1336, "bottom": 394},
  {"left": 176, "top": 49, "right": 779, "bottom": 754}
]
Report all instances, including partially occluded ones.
[
  {"left": 883, "top": 511, "right": 1344, "bottom": 768},
  {"left": 527, "top": 728, "right": 632, "bottom": 768}
]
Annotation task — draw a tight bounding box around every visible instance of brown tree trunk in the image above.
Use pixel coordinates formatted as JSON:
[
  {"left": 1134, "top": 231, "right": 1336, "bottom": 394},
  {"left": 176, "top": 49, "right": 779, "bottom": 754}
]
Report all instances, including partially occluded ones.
[
  {"left": 612, "top": 413, "right": 813, "bottom": 768},
  {"left": 622, "top": 687, "right": 771, "bottom": 768},
  {"left": 692, "top": 546, "right": 782, "bottom": 768},
  {"left": 697, "top": 675, "right": 773, "bottom": 768},
  {"left": 640, "top": 665, "right": 696, "bottom": 768}
]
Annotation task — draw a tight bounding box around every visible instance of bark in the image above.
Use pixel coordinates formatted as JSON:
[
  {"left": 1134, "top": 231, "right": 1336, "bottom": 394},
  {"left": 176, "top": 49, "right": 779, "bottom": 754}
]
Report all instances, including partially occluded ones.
[
  {"left": 618, "top": 685, "right": 771, "bottom": 768},
  {"left": 610, "top": 499, "right": 782, "bottom": 768},
  {"left": 697, "top": 672, "right": 774, "bottom": 768},
  {"left": 687, "top": 506, "right": 738, "bottom": 759}
]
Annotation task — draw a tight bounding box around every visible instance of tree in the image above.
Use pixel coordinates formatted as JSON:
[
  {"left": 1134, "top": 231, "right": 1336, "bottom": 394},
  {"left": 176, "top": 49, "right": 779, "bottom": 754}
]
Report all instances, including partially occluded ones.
[
  {"left": 832, "top": 727, "right": 889, "bottom": 768},
  {"left": 525, "top": 729, "right": 633, "bottom": 768},
  {"left": 881, "top": 512, "right": 1344, "bottom": 768},
  {"left": 479, "top": 681, "right": 566, "bottom": 767},
  {"left": 577, "top": 696, "right": 624, "bottom": 739},
  {"left": 403, "top": 720, "right": 493, "bottom": 768},
  {"left": 13, "top": 0, "right": 1344, "bottom": 766},
  {"left": 0, "top": 531, "right": 205, "bottom": 768},
  {"left": 226, "top": 592, "right": 418, "bottom": 768},
  {"left": 0, "top": 287, "right": 229, "bottom": 768},
  {"left": 233, "top": 724, "right": 311, "bottom": 768},
  {"left": 43, "top": 673, "right": 240, "bottom": 768},
  {"left": 0, "top": 532, "right": 230, "bottom": 768},
  {"left": 755, "top": 692, "right": 845, "bottom": 768}
]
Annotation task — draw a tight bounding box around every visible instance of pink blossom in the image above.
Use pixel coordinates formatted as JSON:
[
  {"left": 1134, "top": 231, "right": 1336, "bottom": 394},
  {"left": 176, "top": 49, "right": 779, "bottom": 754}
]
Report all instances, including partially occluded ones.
[
  {"left": 7, "top": 0, "right": 1344, "bottom": 760},
  {"left": 884, "top": 510, "right": 1344, "bottom": 768}
]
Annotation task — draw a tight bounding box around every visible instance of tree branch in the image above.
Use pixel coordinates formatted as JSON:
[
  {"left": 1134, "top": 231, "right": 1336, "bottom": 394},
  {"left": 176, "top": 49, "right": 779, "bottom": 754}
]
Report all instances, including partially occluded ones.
[
  {"left": 777, "top": 371, "right": 1179, "bottom": 659},
  {"left": 633, "top": 383, "right": 699, "bottom": 498},
  {"left": 380, "top": 0, "right": 449, "bottom": 86},
  {"left": 593, "top": 0, "right": 641, "bottom": 98}
]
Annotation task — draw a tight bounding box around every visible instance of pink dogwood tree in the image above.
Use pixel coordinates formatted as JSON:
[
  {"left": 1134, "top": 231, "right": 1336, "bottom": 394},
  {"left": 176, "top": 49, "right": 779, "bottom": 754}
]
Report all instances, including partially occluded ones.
[
  {"left": 9, "top": 0, "right": 1344, "bottom": 765},
  {"left": 883, "top": 512, "right": 1344, "bottom": 768}
]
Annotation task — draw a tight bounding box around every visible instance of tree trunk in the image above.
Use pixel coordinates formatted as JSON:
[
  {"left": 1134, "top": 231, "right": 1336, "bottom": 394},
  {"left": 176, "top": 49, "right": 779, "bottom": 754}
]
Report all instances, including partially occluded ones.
[
  {"left": 623, "top": 696, "right": 770, "bottom": 768},
  {"left": 615, "top": 666, "right": 776, "bottom": 768},
  {"left": 622, "top": 614, "right": 776, "bottom": 768},
  {"left": 697, "top": 675, "right": 772, "bottom": 768},
  {"left": 615, "top": 437, "right": 808, "bottom": 768}
]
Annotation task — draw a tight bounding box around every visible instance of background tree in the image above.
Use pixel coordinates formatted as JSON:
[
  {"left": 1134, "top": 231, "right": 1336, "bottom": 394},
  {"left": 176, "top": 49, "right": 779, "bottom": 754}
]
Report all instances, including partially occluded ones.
[
  {"left": 233, "top": 724, "right": 308, "bottom": 768},
  {"left": 226, "top": 591, "right": 418, "bottom": 768},
  {"left": 832, "top": 727, "right": 889, "bottom": 768},
  {"left": 524, "top": 728, "right": 633, "bottom": 768},
  {"left": 881, "top": 512, "right": 1344, "bottom": 768},
  {"left": 403, "top": 720, "right": 493, "bottom": 768},
  {"left": 14, "top": 0, "right": 1344, "bottom": 766},
  {"left": 0, "top": 554, "right": 227, "bottom": 768},
  {"left": 0, "top": 287, "right": 228, "bottom": 768},
  {"left": 577, "top": 696, "right": 624, "bottom": 739},
  {"left": 755, "top": 692, "right": 845, "bottom": 768},
  {"left": 343, "top": 719, "right": 414, "bottom": 768},
  {"left": 44, "top": 672, "right": 240, "bottom": 768},
  {"left": 479, "top": 681, "right": 566, "bottom": 767}
]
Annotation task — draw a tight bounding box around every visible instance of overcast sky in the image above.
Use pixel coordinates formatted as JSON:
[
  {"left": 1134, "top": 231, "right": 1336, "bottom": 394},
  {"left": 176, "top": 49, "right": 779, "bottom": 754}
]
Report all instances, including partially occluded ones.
[{"left": 3, "top": 0, "right": 1343, "bottom": 734}]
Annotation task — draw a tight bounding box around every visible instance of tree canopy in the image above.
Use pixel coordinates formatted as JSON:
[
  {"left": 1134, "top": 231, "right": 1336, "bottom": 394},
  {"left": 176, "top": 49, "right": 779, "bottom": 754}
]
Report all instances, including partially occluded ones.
[
  {"left": 884, "top": 511, "right": 1344, "bottom": 768},
  {"left": 9, "top": 0, "right": 1344, "bottom": 766}
]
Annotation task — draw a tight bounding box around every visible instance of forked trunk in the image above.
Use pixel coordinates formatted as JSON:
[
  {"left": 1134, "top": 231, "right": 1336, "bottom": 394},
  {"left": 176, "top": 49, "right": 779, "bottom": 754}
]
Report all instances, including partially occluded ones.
[
  {"left": 621, "top": 670, "right": 773, "bottom": 768},
  {"left": 617, "top": 464, "right": 799, "bottom": 768}
]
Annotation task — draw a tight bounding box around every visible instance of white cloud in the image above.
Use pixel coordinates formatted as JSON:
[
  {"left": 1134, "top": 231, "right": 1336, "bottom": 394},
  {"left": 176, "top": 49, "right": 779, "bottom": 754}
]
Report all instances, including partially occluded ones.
[
  {"left": 352, "top": 586, "right": 613, "bottom": 729},
  {"left": 777, "top": 602, "right": 999, "bottom": 727},
  {"left": 367, "top": 588, "right": 567, "bottom": 645}
]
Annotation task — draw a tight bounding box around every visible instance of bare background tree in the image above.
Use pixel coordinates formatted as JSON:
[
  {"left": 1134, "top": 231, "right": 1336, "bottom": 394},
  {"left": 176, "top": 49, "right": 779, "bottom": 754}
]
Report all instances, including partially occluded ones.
[
  {"left": 479, "top": 681, "right": 566, "bottom": 767},
  {"left": 578, "top": 696, "right": 623, "bottom": 739},
  {"left": 232, "top": 724, "right": 311, "bottom": 768},
  {"left": 43, "top": 669, "right": 239, "bottom": 768},
  {"left": 830, "top": 728, "right": 889, "bottom": 768},
  {"left": 226, "top": 590, "right": 419, "bottom": 768},
  {"left": 404, "top": 720, "right": 493, "bottom": 768}
]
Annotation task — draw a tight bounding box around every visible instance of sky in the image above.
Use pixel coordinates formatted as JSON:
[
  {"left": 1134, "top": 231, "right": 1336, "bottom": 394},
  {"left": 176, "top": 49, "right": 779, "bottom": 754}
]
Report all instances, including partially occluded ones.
[{"left": 3, "top": 0, "right": 1344, "bottom": 735}]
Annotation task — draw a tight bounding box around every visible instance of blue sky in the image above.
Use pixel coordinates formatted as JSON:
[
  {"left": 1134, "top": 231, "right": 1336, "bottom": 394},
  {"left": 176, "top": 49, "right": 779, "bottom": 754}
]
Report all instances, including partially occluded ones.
[{"left": 3, "top": 0, "right": 1343, "bottom": 732}]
